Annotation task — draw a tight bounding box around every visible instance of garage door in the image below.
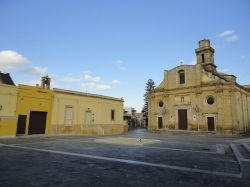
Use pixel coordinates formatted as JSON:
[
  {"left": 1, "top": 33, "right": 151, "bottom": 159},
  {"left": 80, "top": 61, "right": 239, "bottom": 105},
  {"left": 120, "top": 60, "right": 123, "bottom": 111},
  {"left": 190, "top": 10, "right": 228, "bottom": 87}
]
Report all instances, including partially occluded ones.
[{"left": 28, "top": 111, "right": 47, "bottom": 135}]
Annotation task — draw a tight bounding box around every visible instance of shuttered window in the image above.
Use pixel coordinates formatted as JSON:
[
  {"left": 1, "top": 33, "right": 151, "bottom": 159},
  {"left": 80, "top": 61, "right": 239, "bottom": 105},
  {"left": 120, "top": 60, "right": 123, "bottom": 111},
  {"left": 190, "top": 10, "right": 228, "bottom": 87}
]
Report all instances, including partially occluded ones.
[
  {"left": 65, "top": 106, "right": 73, "bottom": 125},
  {"left": 111, "top": 110, "right": 115, "bottom": 121},
  {"left": 179, "top": 70, "right": 185, "bottom": 84}
]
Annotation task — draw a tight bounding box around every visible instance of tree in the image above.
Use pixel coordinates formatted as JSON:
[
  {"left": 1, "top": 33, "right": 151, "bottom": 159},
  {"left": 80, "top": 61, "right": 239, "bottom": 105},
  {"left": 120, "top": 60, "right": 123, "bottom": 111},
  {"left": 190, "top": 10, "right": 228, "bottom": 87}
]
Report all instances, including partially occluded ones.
[{"left": 142, "top": 79, "right": 155, "bottom": 127}]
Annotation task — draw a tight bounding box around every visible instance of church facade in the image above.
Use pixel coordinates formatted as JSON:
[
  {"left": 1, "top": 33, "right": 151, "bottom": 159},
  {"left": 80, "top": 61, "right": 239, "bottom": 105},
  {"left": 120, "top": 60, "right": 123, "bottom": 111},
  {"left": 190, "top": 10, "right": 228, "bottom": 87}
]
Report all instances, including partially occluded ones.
[{"left": 148, "top": 39, "right": 250, "bottom": 134}]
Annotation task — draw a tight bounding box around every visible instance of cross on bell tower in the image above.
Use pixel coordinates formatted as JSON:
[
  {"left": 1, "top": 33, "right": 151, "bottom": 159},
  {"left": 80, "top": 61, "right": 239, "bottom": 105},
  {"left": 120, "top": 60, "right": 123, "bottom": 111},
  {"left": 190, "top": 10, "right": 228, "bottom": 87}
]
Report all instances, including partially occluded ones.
[{"left": 195, "top": 39, "right": 217, "bottom": 72}]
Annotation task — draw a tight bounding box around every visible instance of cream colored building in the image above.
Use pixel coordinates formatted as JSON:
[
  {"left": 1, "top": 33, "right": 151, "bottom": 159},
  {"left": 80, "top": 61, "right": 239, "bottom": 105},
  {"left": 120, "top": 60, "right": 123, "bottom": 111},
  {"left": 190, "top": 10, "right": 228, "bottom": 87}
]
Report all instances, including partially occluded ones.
[
  {"left": 0, "top": 83, "right": 18, "bottom": 137},
  {"left": 149, "top": 39, "right": 250, "bottom": 134},
  {"left": 51, "top": 88, "right": 127, "bottom": 135}
]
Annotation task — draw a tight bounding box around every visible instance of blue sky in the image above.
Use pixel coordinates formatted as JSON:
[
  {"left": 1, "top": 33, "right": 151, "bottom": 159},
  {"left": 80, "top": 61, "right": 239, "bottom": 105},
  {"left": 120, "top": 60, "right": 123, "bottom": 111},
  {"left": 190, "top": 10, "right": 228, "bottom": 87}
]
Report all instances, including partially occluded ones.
[{"left": 0, "top": 0, "right": 249, "bottom": 111}]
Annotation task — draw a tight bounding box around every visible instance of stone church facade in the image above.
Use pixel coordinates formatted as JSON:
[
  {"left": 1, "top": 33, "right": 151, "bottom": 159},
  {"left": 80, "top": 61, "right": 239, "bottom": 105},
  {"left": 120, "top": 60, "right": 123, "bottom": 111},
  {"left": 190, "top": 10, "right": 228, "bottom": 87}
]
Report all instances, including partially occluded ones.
[{"left": 148, "top": 39, "right": 250, "bottom": 134}]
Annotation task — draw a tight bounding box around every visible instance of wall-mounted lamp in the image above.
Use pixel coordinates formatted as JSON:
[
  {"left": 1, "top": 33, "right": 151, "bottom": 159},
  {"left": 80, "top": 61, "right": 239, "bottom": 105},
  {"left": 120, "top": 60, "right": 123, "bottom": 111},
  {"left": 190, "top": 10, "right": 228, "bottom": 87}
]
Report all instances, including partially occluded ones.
[{"left": 0, "top": 105, "right": 3, "bottom": 110}]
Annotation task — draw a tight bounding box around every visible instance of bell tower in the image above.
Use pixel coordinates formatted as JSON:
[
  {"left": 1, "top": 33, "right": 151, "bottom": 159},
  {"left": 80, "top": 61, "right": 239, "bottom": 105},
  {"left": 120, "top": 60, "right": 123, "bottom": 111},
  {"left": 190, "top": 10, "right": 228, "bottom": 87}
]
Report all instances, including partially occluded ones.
[
  {"left": 41, "top": 75, "right": 51, "bottom": 89},
  {"left": 195, "top": 39, "right": 217, "bottom": 72}
]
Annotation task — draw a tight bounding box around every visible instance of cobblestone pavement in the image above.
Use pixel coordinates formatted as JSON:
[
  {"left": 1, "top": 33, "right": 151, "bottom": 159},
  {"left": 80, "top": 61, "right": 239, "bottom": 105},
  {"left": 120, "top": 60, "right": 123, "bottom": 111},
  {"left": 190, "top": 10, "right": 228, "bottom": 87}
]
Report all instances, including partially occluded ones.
[{"left": 0, "top": 128, "right": 250, "bottom": 187}]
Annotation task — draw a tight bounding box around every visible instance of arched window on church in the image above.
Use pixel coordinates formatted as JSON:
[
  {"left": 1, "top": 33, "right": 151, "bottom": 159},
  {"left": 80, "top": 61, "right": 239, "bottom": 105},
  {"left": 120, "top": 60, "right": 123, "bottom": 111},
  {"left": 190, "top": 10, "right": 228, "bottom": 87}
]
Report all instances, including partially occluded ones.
[{"left": 178, "top": 70, "right": 185, "bottom": 84}]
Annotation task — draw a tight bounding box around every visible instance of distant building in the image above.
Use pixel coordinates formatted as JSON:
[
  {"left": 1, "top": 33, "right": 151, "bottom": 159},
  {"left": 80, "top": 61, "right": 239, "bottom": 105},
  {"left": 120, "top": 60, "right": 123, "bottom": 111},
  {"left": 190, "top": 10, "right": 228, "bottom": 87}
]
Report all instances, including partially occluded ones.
[
  {"left": 0, "top": 72, "right": 15, "bottom": 85},
  {"left": 124, "top": 107, "right": 144, "bottom": 128},
  {"left": 149, "top": 39, "right": 250, "bottom": 134}
]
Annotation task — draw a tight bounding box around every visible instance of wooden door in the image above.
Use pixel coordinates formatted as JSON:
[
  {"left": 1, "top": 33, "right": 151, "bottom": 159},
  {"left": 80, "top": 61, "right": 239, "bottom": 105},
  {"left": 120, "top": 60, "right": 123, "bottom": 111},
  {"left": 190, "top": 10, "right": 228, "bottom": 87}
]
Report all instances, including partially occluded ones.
[
  {"left": 178, "top": 110, "right": 187, "bottom": 130},
  {"left": 158, "top": 117, "right": 163, "bottom": 129},
  {"left": 16, "top": 115, "right": 27, "bottom": 135},
  {"left": 207, "top": 117, "right": 215, "bottom": 131},
  {"left": 28, "top": 111, "right": 47, "bottom": 135},
  {"left": 85, "top": 111, "right": 92, "bottom": 125}
]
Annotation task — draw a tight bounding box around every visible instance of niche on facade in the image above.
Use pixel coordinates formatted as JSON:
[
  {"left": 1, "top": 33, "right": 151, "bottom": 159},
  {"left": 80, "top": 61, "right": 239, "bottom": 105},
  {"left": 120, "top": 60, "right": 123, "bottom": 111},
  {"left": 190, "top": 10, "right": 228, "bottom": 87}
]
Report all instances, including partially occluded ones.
[{"left": 174, "top": 95, "right": 191, "bottom": 105}]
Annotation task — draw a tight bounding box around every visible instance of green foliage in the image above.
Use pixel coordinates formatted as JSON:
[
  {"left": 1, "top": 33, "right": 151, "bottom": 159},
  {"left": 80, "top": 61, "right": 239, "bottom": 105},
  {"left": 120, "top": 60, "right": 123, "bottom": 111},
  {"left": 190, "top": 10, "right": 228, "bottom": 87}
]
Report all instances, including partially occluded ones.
[{"left": 142, "top": 79, "right": 155, "bottom": 126}]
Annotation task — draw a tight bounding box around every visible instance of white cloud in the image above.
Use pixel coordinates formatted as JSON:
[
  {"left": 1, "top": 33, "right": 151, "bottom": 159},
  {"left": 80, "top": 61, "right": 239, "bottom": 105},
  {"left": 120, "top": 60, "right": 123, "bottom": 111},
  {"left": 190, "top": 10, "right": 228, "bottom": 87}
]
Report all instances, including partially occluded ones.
[
  {"left": 0, "top": 50, "right": 28, "bottom": 71},
  {"left": 84, "top": 74, "right": 92, "bottom": 81},
  {"left": 96, "top": 84, "right": 111, "bottom": 90},
  {"left": 219, "top": 30, "right": 235, "bottom": 37},
  {"left": 81, "top": 82, "right": 111, "bottom": 90},
  {"left": 92, "top": 76, "right": 101, "bottom": 82},
  {"left": 0, "top": 50, "right": 48, "bottom": 75},
  {"left": 219, "top": 30, "right": 239, "bottom": 43},
  {"left": 112, "top": 80, "right": 120, "bottom": 84},
  {"left": 81, "top": 70, "right": 112, "bottom": 90},
  {"left": 83, "top": 74, "right": 101, "bottom": 82},
  {"left": 27, "top": 66, "right": 48, "bottom": 74},
  {"left": 0, "top": 51, "right": 114, "bottom": 92},
  {"left": 225, "top": 35, "right": 239, "bottom": 43}
]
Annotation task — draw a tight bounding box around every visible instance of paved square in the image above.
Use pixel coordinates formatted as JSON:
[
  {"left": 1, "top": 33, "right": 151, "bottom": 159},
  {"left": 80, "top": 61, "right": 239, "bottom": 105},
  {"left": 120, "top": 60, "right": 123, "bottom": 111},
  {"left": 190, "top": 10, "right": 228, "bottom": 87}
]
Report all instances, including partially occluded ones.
[{"left": 0, "top": 129, "right": 250, "bottom": 186}]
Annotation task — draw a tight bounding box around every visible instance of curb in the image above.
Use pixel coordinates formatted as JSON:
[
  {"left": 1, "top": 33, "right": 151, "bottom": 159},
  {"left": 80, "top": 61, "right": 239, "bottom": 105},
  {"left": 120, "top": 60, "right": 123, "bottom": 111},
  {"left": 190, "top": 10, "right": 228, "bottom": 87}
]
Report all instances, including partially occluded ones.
[{"left": 230, "top": 144, "right": 250, "bottom": 179}]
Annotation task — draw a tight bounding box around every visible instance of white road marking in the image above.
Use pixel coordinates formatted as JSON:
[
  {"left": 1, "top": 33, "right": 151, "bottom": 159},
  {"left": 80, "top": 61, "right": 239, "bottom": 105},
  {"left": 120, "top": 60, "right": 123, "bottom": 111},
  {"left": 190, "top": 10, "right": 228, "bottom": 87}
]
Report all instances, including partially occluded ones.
[
  {"left": 142, "top": 145, "right": 216, "bottom": 154},
  {"left": 14, "top": 139, "right": 218, "bottom": 155},
  {"left": 13, "top": 139, "right": 93, "bottom": 146},
  {"left": 0, "top": 143, "right": 241, "bottom": 179}
]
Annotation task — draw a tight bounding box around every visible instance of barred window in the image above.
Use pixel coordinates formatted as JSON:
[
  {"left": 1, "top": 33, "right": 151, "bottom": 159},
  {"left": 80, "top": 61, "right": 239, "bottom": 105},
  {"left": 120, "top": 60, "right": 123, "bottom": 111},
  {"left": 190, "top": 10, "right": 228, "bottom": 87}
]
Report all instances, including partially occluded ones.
[
  {"left": 111, "top": 110, "right": 115, "bottom": 120},
  {"left": 65, "top": 106, "right": 73, "bottom": 126}
]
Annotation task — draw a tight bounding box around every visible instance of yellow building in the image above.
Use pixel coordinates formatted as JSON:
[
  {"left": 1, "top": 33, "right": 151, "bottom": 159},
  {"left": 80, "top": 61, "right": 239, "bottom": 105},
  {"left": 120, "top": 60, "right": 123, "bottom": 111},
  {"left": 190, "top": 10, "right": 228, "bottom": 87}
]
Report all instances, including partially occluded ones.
[
  {"left": 16, "top": 83, "right": 53, "bottom": 135},
  {"left": 0, "top": 83, "right": 18, "bottom": 137},
  {"left": 1, "top": 74, "right": 126, "bottom": 136},
  {"left": 149, "top": 39, "right": 250, "bottom": 134},
  {"left": 51, "top": 88, "right": 127, "bottom": 135}
]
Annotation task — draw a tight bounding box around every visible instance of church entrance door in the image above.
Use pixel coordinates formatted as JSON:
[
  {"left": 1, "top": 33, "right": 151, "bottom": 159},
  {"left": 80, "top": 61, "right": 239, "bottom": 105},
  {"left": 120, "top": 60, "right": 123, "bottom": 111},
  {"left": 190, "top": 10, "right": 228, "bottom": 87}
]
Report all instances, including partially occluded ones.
[
  {"left": 158, "top": 117, "right": 163, "bottom": 129},
  {"left": 178, "top": 109, "right": 187, "bottom": 130},
  {"left": 207, "top": 117, "right": 215, "bottom": 131}
]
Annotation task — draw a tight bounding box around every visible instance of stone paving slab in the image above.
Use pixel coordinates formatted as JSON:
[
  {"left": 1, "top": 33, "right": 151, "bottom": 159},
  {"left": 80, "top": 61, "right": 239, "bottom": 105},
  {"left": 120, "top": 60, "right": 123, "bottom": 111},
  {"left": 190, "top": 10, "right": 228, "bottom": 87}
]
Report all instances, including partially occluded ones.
[{"left": 94, "top": 137, "right": 160, "bottom": 146}]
